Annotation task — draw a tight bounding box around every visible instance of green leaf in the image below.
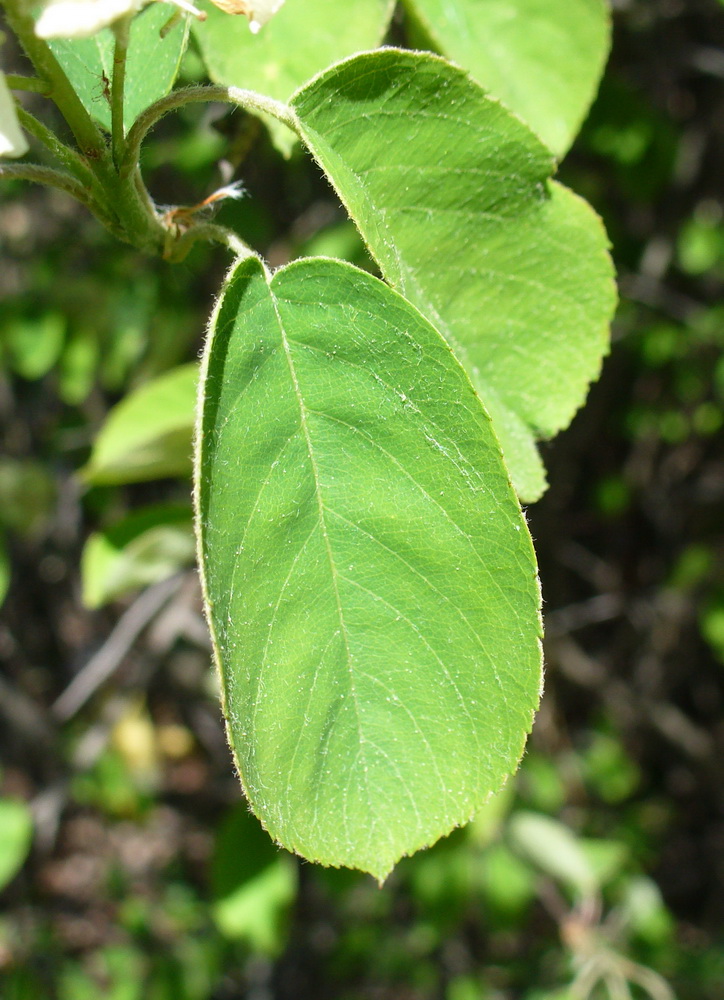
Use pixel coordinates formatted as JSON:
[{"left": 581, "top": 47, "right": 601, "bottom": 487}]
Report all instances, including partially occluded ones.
[
  {"left": 404, "top": 0, "right": 610, "bottom": 157},
  {"left": 193, "top": 0, "right": 394, "bottom": 155},
  {"left": 479, "top": 842, "right": 536, "bottom": 919},
  {"left": 49, "top": 4, "right": 190, "bottom": 133},
  {"left": 197, "top": 254, "right": 542, "bottom": 879},
  {"left": 81, "top": 503, "right": 195, "bottom": 608},
  {"left": 291, "top": 50, "right": 617, "bottom": 501},
  {"left": 579, "top": 837, "right": 629, "bottom": 886},
  {"left": 3, "top": 312, "right": 66, "bottom": 381},
  {"left": 0, "top": 798, "right": 33, "bottom": 890},
  {"left": 211, "top": 805, "right": 296, "bottom": 953},
  {"left": 508, "top": 811, "right": 597, "bottom": 898},
  {"left": 83, "top": 363, "right": 197, "bottom": 485}
]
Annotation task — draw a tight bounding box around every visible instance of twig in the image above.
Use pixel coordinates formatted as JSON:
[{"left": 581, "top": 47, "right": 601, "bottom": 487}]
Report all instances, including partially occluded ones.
[
  {"left": 0, "top": 161, "right": 99, "bottom": 208},
  {"left": 544, "top": 593, "right": 623, "bottom": 638},
  {"left": 52, "top": 574, "right": 184, "bottom": 721},
  {"left": 164, "top": 220, "right": 254, "bottom": 262},
  {"left": 121, "top": 84, "right": 298, "bottom": 179}
]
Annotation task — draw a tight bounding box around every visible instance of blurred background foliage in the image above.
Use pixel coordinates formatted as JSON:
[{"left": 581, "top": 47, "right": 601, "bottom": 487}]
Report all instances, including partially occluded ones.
[{"left": 1, "top": 0, "right": 723, "bottom": 997}]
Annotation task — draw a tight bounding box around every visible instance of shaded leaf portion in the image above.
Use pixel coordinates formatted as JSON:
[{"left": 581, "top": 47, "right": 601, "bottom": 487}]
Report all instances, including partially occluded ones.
[
  {"left": 197, "top": 254, "right": 542, "bottom": 879},
  {"left": 83, "top": 363, "right": 197, "bottom": 485},
  {"left": 81, "top": 503, "right": 195, "bottom": 608},
  {"left": 193, "top": 0, "right": 394, "bottom": 154},
  {"left": 405, "top": 0, "right": 610, "bottom": 157},
  {"left": 291, "top": 50, "right": 617, "bottom": 501},
  {"left": 49, "top": 4, "right": 189, "bottom": 133}
]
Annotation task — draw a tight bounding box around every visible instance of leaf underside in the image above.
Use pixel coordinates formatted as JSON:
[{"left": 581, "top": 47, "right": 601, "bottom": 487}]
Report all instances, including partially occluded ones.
[
  {"left": 291, "top": 49, "right": 617, "bottom": 502},
  {"left": 197, "top": 255, "right": 542, "bottom": 879}
]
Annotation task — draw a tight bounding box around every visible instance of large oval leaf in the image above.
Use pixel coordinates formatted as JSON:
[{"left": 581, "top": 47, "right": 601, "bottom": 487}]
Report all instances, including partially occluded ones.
[
  {"left": 290, "top": 50, "right": 617, "bottom": 502},
  {"left": 404, "top": 0, "right": 611, "bottom": 157},
  {"left": 196, "top": 255, "right": 542, "bottom": 879}
]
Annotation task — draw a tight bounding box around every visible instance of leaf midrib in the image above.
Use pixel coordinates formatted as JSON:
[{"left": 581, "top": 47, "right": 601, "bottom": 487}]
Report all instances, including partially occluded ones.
[{"left": 268, "top": 279, "right": 374, "bottom": 840}]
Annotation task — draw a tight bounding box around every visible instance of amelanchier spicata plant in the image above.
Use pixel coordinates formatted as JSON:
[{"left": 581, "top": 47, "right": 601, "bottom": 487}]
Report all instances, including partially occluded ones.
[{"left": 0, "top": 0, "right": 616, "bottom": 879}]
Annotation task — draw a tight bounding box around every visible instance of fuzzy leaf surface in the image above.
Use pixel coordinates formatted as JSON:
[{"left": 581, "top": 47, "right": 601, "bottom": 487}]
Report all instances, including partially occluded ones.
[
  {"left": 291, "top": 50, "right": 617, "bottom": 501},
  {"left": 196, "top": 255, "right": 542, "bottom": 878},
  {"left": 49, "top": 4, "right": 189, "bottom": 133}
]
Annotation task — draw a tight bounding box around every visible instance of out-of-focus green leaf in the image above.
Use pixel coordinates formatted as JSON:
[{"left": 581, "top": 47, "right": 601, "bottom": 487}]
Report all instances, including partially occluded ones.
[
  {"left": 701, "top": 601, "right": 724, "bottom": 665},
  {"left": 519, "top": 753, "right": 567, "bottom": 812},
  {"left": 197, "top": 254, "right": 542, "bottom": 878},
  {"left": 619, "top": 876, "right": 675, "bottom": 946},
  {"left": 479, "top": 842, "right": 536, "bottom": 919},
  {"left": 446, "top": 978, "right": 488, "bottom": 1000},
  {"left": 0, "top": 459, "right": 56, "bottom": 538},
  {"left": 59, "top": 327, "right": 99, "bottom": 405},
  {"left": 581, "top": 732, "right": 639, "bottom": 803},
  {"left": 579, "top": 837, "right": 628, "bottom": 886},
  {"left": 405, "top": 0, "right": 610, "bottom": 157},
  {"left": 2, "top": 312, "right": 66, "bottom": 380},
  {"left": 211, "top": 805, "right": 296, "bottom": 954},
  {"left": 193, "top": 0, "right": 394, "bottom": 154},
  {"left": 668, "top": 544, "right": 712, "bottom": 591},
  {"left": 72, "top": 746, "right": 150, "bottom": 818},
  {"left": 49, "top": 4, "right": 190, "bottom": 133},
  {"left": 88, "top": 945, "right": 144, "bottom": 1000},
  {"left": 83, "top": 363, "right": 198, "bottom": 485},
  {"left": 677, "top": 209, "right": 724, "bottom": 276},
  {"left": 523, "top": 991, "right": 577, "bottom": 1000},
  {"left": 0, "top": 799, "right": 33, "bottom": 890},
  {"left": 82, "top": 503, "right": 195, "bottom": 608},
  {"left": 508, "top": 812, "right": 597, "bottom": 898},
  {"left": 468, "top": 783, "right": 515, "bottom": 847},
  {"left": 291, "top": 49, "right": 616, "bottom": 501},
  {"left": 298, "top": 219, "right": 368, "bottom": 268}
]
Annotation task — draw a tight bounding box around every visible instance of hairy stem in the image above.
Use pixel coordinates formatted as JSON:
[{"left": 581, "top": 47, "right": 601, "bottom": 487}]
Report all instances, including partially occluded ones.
[
  {"left": 121, "top": 84, "right": 299, "bottom": 178},
  {"left": 0, "top": 161, "right": 114, "bottom": 223},
  {"left": 5, "top": 74, "right": 51, "bottom": 95},
  {"left": 15, "top": 107, "right": 100, "bottom": 189},
  {"left": 111, "top": 16, "right": 131, "bottom": 167},
  {"left": 164, "top": 221, "right": 256, "bottom": 262}
]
